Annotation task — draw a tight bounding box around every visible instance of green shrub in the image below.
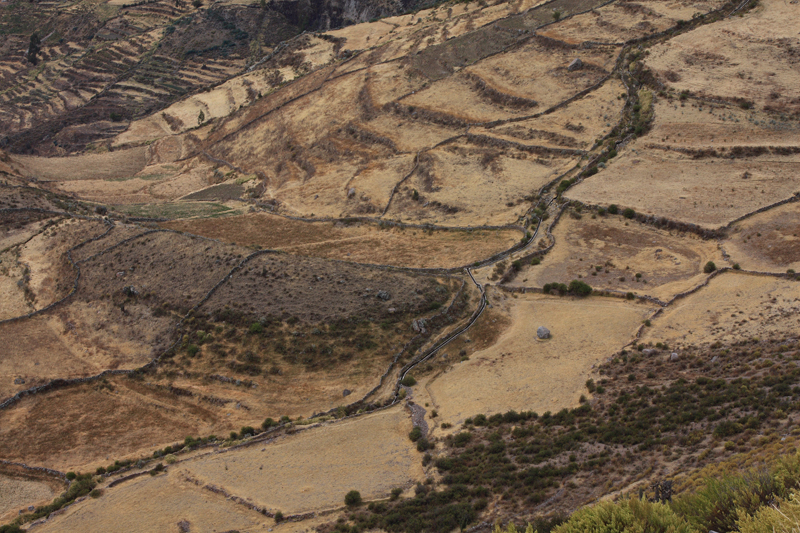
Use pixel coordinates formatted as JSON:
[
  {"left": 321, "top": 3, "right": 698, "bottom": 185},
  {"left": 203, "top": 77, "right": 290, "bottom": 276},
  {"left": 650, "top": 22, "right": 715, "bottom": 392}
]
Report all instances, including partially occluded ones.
[
  {"left": 249, "top": 322, "right": 264, "bottom": 334},
  {"left": 262, "top": 417, "right": 277, "bottom": 429},
  {"left": 623, "top": 208, "right": 636, "bottom": 219},
  {"left": 713, "top": 420, "right": 743, "bottom": 438},
  {"left": 673, "top": 456, "right": 800, "bottom": 533},
  {"left": 345, "top": 490, "right": 363, "bottom": 506},
  {"left": 66, "top": 472, "right": 76, "bottom": 481},
  {"left": 275, "top": 511, "right": 284, "bottom": 522},
  {"left": 737, "top": 492, "right": 800, "bottom": 533},
  {"left": 608, "top": 204, "right": 619, "bottom": 215},
  {"left": 409, "top": 427, "right": 423, "bottom": 442},
  {"left": 417, "top": 438, "right": 432, "bottom": 452},
  {"left": 568, "top": 280, "right": 592, "bottom": 296},
  {"left": 240, "top": 426, "right": 256, "bottom": 437},
  {"left": 89, "top": 489, "right": 103, "bottom": 498},
  {"left": 164, "top": 454, "right": 177, "bottom": 464},
  {"left": 704, "top": 261, "right": 717, "bottom": 273},
  {"left": 186, "top": 344, "right": 200, "bottom": 357},
  {"left": 401, "top": 375, "right": 417, "bottom": 387},
  {"left": 553, "top": 498, "right": 695, "bottom": 533}
]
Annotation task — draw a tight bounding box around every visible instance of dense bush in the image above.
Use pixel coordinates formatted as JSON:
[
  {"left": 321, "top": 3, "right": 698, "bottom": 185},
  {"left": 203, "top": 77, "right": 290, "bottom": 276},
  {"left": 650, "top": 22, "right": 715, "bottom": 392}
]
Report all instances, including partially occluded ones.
[
  {"left": 345, "top": 490, "right": 363, "bottom": 506},
  {"left": 553, "top": 499, "right": 695, "bottom": 533},
  {"left": 401, "top": 375, "right": 417, "bottom": 387},
  {"left": 704, "top": 261, "right": 717, "bottom": 273},
  {"left": 568, "top": 280, "right": 592, "bottom": 296}
]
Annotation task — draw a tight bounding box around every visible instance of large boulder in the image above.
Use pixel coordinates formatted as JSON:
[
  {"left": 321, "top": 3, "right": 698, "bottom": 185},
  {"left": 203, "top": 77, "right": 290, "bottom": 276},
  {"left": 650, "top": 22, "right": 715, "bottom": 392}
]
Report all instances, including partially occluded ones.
[{"left": 537, "top": 326, "right": 551, "bottom": 339}]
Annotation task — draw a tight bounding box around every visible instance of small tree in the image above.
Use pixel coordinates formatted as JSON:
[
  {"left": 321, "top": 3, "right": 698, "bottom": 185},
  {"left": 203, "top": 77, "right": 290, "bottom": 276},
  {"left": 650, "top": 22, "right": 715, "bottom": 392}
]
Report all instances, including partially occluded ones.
[
  {"left": 345, "top": 490, "right": 362, "bottom": 506},
  {"left": 197, "top": 110, "right": 205, "bottom": 125},
  {"left": 704, "top": 261, "right": 717, "bottom": 273}
]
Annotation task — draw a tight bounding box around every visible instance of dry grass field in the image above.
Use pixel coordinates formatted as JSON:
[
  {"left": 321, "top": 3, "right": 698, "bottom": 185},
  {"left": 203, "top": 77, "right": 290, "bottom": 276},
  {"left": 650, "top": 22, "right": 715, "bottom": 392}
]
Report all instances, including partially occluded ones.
[
  {"left": 567, "top": 100, "right": 800, "bottom": 228},
  {"left": 645, "top": 0, "right": 800, "bottom": 115},
  {"left": 34, "top": 472, "right": 264, "bottom": 533},
  {"left": 182, "top": 407, "right": 423, "bottom": 514},
  {"left": 642, "top": 272, "right": 800, "bottom": 348},
  {"left": 538, "top": 0, "right": 727, "bottom": 44},
  {"left": 13, "top": 148, "right": 148, "bottom": 182},
  {"left": 470, "top": 78, "right": 627, "bottom": 151},
  {"left": 0, "top": 473, "right": 59, "bottom": 523},
  {"left": 427, "top": 289, "right": 655, "bottom": 427},
  {"left": 386, "top": 142, "right": 580, "bottom": 225},
  {"left": 0, "top": 378, "right": 227, "bottom": 471},
  {"left": 3, "top": 0, "right": 800, "bottom": 530},
  {"left": 164, "top": 212, "right": 521, "bottom": 268},
  {"left": 723, "top": 202, "right": 800, "bottom": 272},
  {"left": 512, "top": 209, "right": 723, "bottom": 300}
]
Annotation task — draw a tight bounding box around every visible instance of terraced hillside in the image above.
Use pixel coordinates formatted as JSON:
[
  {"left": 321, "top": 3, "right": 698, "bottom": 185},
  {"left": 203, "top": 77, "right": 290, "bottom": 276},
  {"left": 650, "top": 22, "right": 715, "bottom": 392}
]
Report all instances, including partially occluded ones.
[{"left": 1, "top": 0, "right": 800, "bottom": 530}]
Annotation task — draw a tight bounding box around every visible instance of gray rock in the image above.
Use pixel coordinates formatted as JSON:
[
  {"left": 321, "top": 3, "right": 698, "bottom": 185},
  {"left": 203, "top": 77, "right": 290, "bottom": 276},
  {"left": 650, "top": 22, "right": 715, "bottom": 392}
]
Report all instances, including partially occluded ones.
[
  {"left": 343, "top": 389, "right": 352, "bottom": 397},
  {"left": 537, "top": 326, "right": 551, "bottom": 339},
  {"left": 13, "top": 377, "right": 25, "bottom": 385},
  {"left": 568, "top": 58, "right": 583, "bottom": 71},
  {"left": 642, "top": 348, "right": 657, "bottom": 356},
  {"left": 347, "top": 187, "right": 356, "bottom": 198},
  {"left": 377, "top": 290, "right": 391, "bottom": 300},
  {"left": 710, "top": 356, "right": 719, "bottom": 364},
  {"left": 670, "top": 352, "right": 680, "bottom": 362},
  {"left": 178, "top": 520, "right": 191, "bottom": 533}
]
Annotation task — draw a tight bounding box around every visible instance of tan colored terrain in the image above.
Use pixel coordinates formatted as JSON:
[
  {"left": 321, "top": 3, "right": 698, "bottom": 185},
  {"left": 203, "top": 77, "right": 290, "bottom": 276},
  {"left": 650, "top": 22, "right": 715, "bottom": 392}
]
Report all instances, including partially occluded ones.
[
  {"left": 513, "top": 211, "right": 723, "bottom": 300},
  {"left": 723, "top": 202, "right": 800, "bottom": 273},
  {"left": 642, "top": 272, "right": 800, "bottom": 348},
  {"left": 427, "top": 289, "right": 655, "bottom": 427},
  {"left": 164, "top": 212, "right": 522, "bottom": 268},
  {"left": 34, "top": 473, "right": 264, "bottom": 533},
  {"left": 567, "top": 100, "right": 800, "bottom": 228},
  {"left": 2, "top": 0, "right": 800, "bottom": 530},
  {"left": 645, "top": 0, "right": 800, "bottom": 115},
  {"left": 35, "top": 407, "right": 421, "bottom": 532},
  {"left": 0, "top": 475, "right": 59, "bottom": 522},
  {"left": 183, "top": 407, "right": 423, "bottom": 514}
]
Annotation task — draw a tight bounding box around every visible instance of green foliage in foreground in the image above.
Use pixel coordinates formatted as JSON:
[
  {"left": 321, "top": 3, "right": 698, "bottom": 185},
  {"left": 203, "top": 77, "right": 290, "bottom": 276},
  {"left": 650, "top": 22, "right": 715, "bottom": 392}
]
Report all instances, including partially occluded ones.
[{"left": 489, "top": 452, "right": 800, "bottom": 533}]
